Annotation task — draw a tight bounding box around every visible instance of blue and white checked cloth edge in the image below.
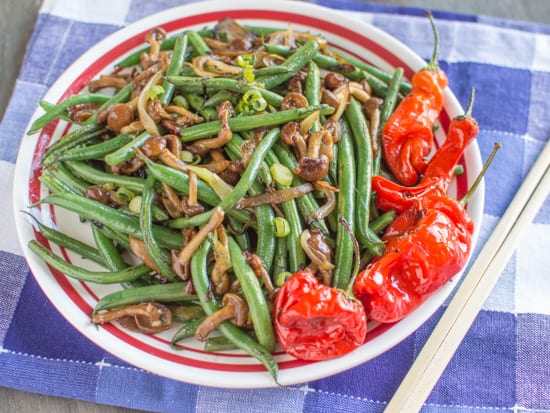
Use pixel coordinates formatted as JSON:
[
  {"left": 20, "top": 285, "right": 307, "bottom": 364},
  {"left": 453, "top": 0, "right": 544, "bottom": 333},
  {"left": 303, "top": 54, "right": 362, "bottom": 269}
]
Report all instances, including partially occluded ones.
[{"left": 0, "top": 0, "right": 549, "bottom": 412}]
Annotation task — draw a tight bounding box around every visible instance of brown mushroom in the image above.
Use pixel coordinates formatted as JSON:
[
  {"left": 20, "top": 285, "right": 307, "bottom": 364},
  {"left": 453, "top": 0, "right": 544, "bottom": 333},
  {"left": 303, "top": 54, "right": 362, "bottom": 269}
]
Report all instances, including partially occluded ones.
[
  {"left": 87, "top": 74, "right": 128, "bottom": 92},
  {"left": 104, "top": 103, "right": 135, "bottom": 133},
  {"left": 92, "top": 302, "right": 172, "bottom": 334},
  {"left": 294, "top": 156, "right": 329, "bottom": 182},
  {"left": 281, "top": 121, "right": 307, "bottom": 159},
  {"left": 324, "top": 72, "right": 347, "bottom": 90},
  {"left": 210, "top": 226, "right": 232, "bottom": 297},
  {"left": 300, "top": 229, "right": 334, "bottom": 285},
  {"left": 188, "top": 101, "right": 234, "bottom": 156},
  {"left": 194, "top": 293, "right": 249, "bottom": 341},
  {"left": 281, "top": 92, "right": 308, "bottom": 110},
  {"left": 243, "top": 251, "right": 276, "bottom": 300},
  {"left": 176, "top": 207, "right": 225, "bottom": 269}
]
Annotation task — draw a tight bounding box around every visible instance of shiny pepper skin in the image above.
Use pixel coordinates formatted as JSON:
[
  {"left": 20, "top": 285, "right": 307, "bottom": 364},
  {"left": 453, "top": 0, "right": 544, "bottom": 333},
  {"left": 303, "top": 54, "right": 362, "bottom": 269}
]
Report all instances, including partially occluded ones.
[
  {"left": 373, "top": 93, "right": 479, "bottom": 214},
  {"left": 353, "top": 195, "right": 474, "bottom": 323},
  {"left": 274, "top": 271, "right": 367, "bottom": 361},
  {"left": 382, "top": 68, "right": 448, "bottom": 186}
]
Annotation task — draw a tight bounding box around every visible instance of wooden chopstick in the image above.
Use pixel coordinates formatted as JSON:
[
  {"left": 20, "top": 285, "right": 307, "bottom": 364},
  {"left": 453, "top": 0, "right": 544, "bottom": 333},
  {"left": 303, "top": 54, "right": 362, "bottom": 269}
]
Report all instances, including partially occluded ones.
[{"left": 385, "top": 140, "right": 550, "bottom": 413}]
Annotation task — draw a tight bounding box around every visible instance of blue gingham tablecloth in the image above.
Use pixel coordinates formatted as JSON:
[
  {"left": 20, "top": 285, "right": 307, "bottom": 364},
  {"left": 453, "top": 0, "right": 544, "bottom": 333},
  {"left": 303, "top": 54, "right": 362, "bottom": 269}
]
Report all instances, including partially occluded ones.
[{"left": 1, "top": 0, "right": 549, "bottom": 411}]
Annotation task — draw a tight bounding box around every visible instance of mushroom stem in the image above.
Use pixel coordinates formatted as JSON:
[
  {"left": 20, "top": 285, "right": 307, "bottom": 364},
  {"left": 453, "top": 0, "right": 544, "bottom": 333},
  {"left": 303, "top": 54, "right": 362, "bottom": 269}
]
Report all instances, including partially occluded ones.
[
  {"left": 177, "top": 207, "right": 225, "bottom": 267},
  {"left": 194, "top": 305, "right": 236, "bottom": 341}
]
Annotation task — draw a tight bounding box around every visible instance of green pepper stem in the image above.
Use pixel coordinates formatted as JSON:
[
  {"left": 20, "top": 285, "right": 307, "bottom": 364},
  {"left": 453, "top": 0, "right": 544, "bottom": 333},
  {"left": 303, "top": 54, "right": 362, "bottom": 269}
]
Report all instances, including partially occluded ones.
[
  {"left": 465, "top": 87, "right": 476, "bottom": 118},
  {"left": 460, "top": 142, "right": 501, "bottom": 206},
  {"left": 426, "top": 11, "right": 440, "bottom": 70}
]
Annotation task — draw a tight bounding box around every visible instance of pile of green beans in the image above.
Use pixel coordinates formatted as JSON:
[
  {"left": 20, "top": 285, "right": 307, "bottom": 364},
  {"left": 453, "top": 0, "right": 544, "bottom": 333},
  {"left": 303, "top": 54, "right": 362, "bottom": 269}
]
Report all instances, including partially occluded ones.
[{"left": 26, "top": 19, "right": 409, "bottom": 381}]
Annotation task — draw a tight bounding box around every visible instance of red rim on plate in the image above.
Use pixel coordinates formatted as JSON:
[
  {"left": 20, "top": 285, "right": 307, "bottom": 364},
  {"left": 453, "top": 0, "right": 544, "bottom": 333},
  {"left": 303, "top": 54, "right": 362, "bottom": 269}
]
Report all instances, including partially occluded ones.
[{"left": 14, "top": 0, "right": 484, "bottom": 388}]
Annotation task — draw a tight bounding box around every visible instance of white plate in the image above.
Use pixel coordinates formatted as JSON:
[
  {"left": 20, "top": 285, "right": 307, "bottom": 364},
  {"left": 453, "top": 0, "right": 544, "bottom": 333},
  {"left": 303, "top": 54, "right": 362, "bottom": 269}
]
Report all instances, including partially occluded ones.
[{"left": 13, "top": 0, "right": 484, "bottom": 388}]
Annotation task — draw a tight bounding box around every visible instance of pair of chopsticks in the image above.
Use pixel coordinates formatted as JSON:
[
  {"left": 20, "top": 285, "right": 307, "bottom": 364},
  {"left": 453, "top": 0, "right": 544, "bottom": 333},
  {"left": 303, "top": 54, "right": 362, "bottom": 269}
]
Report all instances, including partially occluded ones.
[{"left": 385, "top": 139, "right": 550, "bottom": 412}]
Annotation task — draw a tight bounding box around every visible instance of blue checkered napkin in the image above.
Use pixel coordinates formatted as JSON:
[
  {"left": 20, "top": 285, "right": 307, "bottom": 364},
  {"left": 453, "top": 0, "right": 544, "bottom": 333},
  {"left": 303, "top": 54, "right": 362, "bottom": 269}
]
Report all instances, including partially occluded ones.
[{"left": 1, "top": 0, "right": 549, "bottom": 411}]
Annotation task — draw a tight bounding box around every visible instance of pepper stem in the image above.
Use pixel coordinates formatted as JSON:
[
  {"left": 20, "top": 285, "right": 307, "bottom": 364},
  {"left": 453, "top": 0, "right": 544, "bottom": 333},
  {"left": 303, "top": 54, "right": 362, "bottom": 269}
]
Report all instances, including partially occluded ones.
[
  {"left": 465, "top": 87, "right": 476, "bottom": 118},
  {"left": 460, "top": 142, "right": 501, "bottom": 206},
  {"left": 426, "top": 11, "right": 440, "bottom": 70}
]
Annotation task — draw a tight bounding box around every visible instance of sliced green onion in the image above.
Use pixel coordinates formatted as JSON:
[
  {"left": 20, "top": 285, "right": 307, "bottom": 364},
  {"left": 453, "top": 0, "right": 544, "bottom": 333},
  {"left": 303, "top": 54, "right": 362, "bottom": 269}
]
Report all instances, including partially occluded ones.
[
  {"left": 115, "top": 187, "right": 136, "bottom": 204},
  {"left": 454, "top": 164, "right": 464, "bottom": 176},
  {"left": 128, "top": 195, "right": 142, "bottom": 214},
  {"left": 180, "top": 150, "right": 195, "bottom": 163},
  {"left": 273, "top": 217, "right": 290, "bottom": 237},
  {"left": 148, "top": 85, "right": 165, "bottom": 100},
  {"left": 270, "top": 163, "right": 293, "bottom": 187}
]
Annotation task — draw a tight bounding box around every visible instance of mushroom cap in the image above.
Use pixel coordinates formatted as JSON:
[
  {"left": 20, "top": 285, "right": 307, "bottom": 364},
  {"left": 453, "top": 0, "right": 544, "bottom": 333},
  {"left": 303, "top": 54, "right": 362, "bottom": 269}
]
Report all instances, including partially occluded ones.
[{"left": 222, "top": 293, "right": 249, "bottom": 326}]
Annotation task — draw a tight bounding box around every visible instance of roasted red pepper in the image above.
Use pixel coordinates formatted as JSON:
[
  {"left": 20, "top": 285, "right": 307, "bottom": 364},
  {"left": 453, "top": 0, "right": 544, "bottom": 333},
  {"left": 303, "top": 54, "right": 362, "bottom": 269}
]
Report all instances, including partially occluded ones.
[
  {"left": 382, "top": 13, "right": 448, "bottom": 186},
  {"left": 274, "top": 271, "right": 367, "bottom": 361},
  {"left": 374, "top": 89, "right": 479, "bottom": 213},
  {"left": 353, "top": 194, "right": 474, "bottom": 323}
]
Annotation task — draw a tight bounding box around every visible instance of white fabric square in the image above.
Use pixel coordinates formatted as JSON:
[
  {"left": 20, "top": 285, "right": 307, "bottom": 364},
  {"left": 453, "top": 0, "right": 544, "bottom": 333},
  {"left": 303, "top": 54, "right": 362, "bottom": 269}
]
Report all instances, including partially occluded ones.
[
  {"left": 40, "top": 0, "right": 131, "bottom": 26},
  {"left": 0, "top": 161, "right": 23, "bottom": 257},
  {"left": 533, "top": 33, "right": 550, "bottom": 72},
  {"left": 515, "top": 222, "right": 550, "bottom": 314}
]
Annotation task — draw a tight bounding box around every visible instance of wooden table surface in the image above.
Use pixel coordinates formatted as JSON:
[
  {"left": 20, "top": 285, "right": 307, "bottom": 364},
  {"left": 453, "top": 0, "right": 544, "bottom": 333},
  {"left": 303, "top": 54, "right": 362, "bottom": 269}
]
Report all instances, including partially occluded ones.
[{"left": 1, "top": 1, "right": 549, "bottom": 412}]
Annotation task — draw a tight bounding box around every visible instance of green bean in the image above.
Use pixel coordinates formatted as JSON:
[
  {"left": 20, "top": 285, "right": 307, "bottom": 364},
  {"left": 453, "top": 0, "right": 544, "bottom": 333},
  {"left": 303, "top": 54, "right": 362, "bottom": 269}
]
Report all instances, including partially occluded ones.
[
  {"left": 28, "top": 240, "right": 151, "bottom": 284},
  {"left": 49, "top": 162, "right": 89, "bottom": 194},
  {"left": 332, "top": 120, "right": 355, "bottom": 290},
  {"left": 114, "top": 29, "right": 213, "bottom": 68},
  {"left": 345, "top": 98, "right": 384, "bottom": 256},
  {"left": 224, "top": 135, "right": 276, "bottom": 272},
  {"left": 167, "top": 76, "right": 284, "bottom": 108},
  {"left": 253, "top": 65, "right": 292, "bottom": 78},
  {"left": 168, "top": 128, "right": 280, "bottom": 229},
  {"left": 203, "top": 335, "right": 239, "bottom": 352},
  {"left": 271, "top": 236, "right": 289, "bottom": 280},
  {"left": 136, "top": 153, "right": 251, "bottom": 225},
  {"left": 374, "top": 67, "right": 404, "bottom": 175},
  {"left": 255, "top": 40, "right": 319, "bottom": 89},
  {"left": 160, "top": 34, "right": 188, "bottom": 105},
  {"left": 180, "top": 104, "right": 333, "bottom": 143},
  {"left": 171, "top": 317, "right": 206, "bottom": 347},
  {"left": 305, "top": 60, "right": 322, "bottom": 130},
  {"left": 190, "top": 239, "right": 278, "bottom": 380},
  {"left": 201, "top": 90, "right": 238, "bottom": 109},
  {"left": 39, "top": 173, "right": 77, "bottom": 195},
  {"left": 24, "top": 211, "right": 105, "bottom": 266},
  {"left": 370, "top": 209, "right": 397, "bottom": 234},
  {"left": 227, "top": 236, "right": 275, "bottom": 352},
  {"left": 83, "top": 84, "right": 133, "bottom": 125},
  {"left": 243, "top": 25, "right": 282, "bottom": 35},
  {"left": 170, "top": 305, "right": 205, "bottom": 322},
  {"left": 91, "top": 224, "right": 127, "bottom": 271},
  {"left": 64, "top": 160, "right": 145, "bottom": 193},
  {"left": 271, "top": 142, "right": 329, "bottom": 234},
  {"left": 104, "top": 131, "right": 151, "bottom": 166},
  {"left": 94, "top": 283, "right": 195, "bottom": 312},
  {"left": 58, "top": 133, "right": 133, "bottom": 161},
  {"left": 140, "top": 174, "right": 177, "bottom": 281},
  {"left": 42, "top": 124, "right": 106, "bottom": 164},
  {"left": 98, "top": 225, "right": 131, "bottom": 251},
  {"left": 187, "top": 30, "right": 211, "bottom": 56},
  {"left": 28, "top": 95, "right": 111, "bottom": 135},
  {"left": 334, "top": 48, "right": 412, "bottom": 95},
  {"left": 263, "top": 151, "right": 306, "bottom": 272},
  {"left": 38, "top": 192, "right": 183, "bottom": 249}
]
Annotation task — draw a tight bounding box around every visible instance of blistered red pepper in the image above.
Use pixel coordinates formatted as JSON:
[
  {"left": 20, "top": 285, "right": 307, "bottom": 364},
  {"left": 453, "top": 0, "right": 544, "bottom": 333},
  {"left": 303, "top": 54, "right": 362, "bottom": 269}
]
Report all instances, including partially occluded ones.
[
  {"left": 353, "top": 194, "right": 474, "bottom": 323},
  {"left": 382, "top": 14, "right": 448, "bottom": 186},
  {"left": 374, "top": 90, "right": 479, "bottom": 213},
  {"left": 274, "top": 271, "right": 367, "bottom": 361}
]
